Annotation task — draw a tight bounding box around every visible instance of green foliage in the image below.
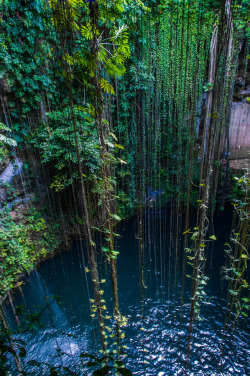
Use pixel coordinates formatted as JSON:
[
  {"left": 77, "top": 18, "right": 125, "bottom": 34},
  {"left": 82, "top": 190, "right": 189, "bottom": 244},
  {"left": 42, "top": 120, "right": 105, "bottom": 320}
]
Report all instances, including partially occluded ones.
[
  {"left": 0, "top": 207, "right": 60, "bottom": 298},
  {"left": 0, "top": 0, "right": 248, "bottom": 373},
  {"left": 0, "top": 145, "right": 9, "bottom": 171},
  {"left": 80, "top": 352, "right": 132, "bottom": 376},
  {"left": 32, "top": 107, "right": 100, "bottom": 190},
  {"left": 0, "top": 0, "right": 57, "bottom": 114},
  {"left": 223, "top": 172, "right": 250, "bottom": 320},
  {"left": 0, "top": 122, "right": 16, "bottom": 147},
  {"left": 50, "top": 0, "right": 133, "bottom": 91},
  {"left": 203, "top": 83, "right": 213, "bottom": 92},
  {"left": 185, "top": 225, "right": 219, "bottom": 318},
  {"left": 0, "top": 0, "right": 70, "bottom": 146},
  {"left": 232, "top": 1, "right": 250, "bottom": 36},
  {"left": 1, "top": 182, "right": 18, "bottom": 201}
]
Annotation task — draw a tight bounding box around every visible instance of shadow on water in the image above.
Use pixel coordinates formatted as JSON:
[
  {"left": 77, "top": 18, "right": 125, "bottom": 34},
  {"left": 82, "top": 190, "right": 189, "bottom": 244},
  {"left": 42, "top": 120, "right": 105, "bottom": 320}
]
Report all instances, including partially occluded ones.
[{"left": 3, "top": 207, "right": 250, "bottom": 375}]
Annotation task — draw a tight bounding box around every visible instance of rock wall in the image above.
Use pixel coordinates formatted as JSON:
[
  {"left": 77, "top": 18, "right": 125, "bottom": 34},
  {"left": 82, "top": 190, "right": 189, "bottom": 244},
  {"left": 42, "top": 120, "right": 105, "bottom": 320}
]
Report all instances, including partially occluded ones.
[{"left": 229, "top": 101, "right": 250, "bottom": 160}]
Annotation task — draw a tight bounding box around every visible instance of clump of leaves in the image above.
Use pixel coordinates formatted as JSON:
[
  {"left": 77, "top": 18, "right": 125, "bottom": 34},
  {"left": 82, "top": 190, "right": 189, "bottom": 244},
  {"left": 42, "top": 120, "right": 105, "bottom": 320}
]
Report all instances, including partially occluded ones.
[
  {"left": 0, "top": 207, "right": 60, "bottom": 298},
  {"left": 0, "top": 123, "right": 16, "bottom": 147},
  {"left": 80, "top": 352, "right": 132, "bottom": 376},
  {"left": 223, "top": 172, "right": 250, "bottom": 321}
]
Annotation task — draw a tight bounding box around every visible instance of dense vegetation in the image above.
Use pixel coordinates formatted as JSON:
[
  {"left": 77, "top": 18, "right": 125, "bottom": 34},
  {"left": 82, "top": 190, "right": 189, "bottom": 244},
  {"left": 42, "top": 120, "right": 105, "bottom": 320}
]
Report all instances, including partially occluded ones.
[{"left": 0, "top": 0, "right": 249, "bottom": 375}]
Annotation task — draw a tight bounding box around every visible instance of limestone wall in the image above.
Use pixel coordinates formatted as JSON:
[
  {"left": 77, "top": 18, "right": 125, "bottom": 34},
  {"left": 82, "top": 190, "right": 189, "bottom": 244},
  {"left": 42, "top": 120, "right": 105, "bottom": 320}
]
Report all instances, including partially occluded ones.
[{"left": 229, "top": 101, "right": 250, "bottom": 159}]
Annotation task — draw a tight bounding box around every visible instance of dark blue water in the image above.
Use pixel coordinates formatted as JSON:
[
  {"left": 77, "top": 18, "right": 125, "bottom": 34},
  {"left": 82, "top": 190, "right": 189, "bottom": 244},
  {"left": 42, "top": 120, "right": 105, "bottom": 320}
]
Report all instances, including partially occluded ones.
[{"left": 4, "top": 209, "right": 250, "bottom": 375}]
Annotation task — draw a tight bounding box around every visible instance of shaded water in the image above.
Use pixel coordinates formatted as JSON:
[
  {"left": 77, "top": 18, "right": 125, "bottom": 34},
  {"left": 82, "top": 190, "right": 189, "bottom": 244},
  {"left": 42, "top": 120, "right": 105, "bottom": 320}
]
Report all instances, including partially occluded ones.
[{"left": 4, "top": 208, "right": 250, "bottom": 375}]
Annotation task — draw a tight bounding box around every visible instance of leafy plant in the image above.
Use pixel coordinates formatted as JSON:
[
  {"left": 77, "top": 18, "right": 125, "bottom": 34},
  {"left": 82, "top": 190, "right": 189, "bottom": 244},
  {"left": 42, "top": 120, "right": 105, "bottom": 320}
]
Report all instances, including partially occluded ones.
[
  {"left": 0, "top": 207, "right": 60, "bottom": 298},
  {"left": 32, "top": 107, "right": 100, "bottom": 191},
  {"left": 80, "top": 352, "right": 132, "bottom": 376},
  {"left": 223, "top": 172, "right": 250, "bottom": 322},
  {"left": 0, "top": 123, "right": 16, "bottom": 147}
]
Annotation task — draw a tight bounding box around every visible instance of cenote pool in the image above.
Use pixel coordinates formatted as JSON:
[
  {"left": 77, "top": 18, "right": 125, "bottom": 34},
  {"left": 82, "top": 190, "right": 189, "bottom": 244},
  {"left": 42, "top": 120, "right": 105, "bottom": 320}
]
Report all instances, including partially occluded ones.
[{"left": 4, "top": 209, "right": 250, "bottom": 375}]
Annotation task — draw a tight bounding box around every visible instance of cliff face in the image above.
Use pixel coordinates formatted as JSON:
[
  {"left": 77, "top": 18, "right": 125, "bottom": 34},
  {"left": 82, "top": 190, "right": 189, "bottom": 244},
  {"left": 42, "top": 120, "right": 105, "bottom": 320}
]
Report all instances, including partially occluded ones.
[
  {"left": 0, "top": 154, "right": 62, "bottom": 300},
  {"left": 230, "top": 101, "right": 250, "bottom": 159},
  {"left": 229, "top": 44, "right": 250, "bottom": 171}
]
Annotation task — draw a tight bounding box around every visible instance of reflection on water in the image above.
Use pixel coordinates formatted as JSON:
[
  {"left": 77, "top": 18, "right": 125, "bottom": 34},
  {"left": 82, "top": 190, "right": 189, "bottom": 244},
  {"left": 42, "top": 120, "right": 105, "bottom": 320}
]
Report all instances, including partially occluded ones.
[
  {"left": 123, "top": 297, "right": 250, "bottom": 376},
  {"left": 4, "top": 210, "right": 250, "bottom": 375}
]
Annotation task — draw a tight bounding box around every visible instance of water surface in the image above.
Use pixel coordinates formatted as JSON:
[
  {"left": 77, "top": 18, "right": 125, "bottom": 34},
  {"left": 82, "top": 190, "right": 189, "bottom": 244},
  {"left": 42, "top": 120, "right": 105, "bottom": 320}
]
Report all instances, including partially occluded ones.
[{"left": 4, "top": 209, "right": 250, "bottom": 375}]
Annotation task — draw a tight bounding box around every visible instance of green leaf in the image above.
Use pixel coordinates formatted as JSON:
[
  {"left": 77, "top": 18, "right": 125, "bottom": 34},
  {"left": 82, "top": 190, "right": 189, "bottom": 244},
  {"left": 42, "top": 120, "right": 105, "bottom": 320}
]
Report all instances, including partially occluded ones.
[
  {"left": 100, "top": 78, "right": 115, "bottom": 95},
  {"left": 116, "top": 4, "right": 124, "bottom": 12},
  {"left": 241, "top": 254, "right": 248, "bottom": 259},
  {"left": 110, "top": 214, "right": 122, "bottom": 221},
  {"left": 0, "top": 134, "right": 17, "bottom": 146},
  {"left": 0, "top": 355, "right": 7, "bottom": 364},
  {"left": 109, "top": 132, "right": 118, "bottom": 141},
  {"left": 87, "top": 361, "right": 99, "bottom": 367},
  {"left": 0, "top": 122, "right": 11, "bottom": 132},
  {"left": 19, "top": 347, "right": 26, "bottom": 358},
  {"left": 118, "top": 368, "right": 133, "bottom": 376},
  {"left": 27, "top": 360, "right": 41, "bottom": 367},
  {"left": 115, "top": 143, "right": 124, "bottom": 149},
  {"left": 209, "top": 235, "right": 217, "bottom": 241},
  {"left": 102, "top": 246, "right": 110, "bottom": 253},
  {"left": 50, "top": 370, "right": 59, "bottom": 376},
  {"left": 242, "top": 297, "right": 250, "bottom": 302},
  {"left": 115, "top": 361, "right": 124, "bottom": 367},
  {"left": 93, "top": 366, "right": 111, "bottom": 376},
  {"left": 81, "top": 23, "right": 94, "bottom": 40},
  {"left": 229, "top": 289, "right": 238, "bottom": 296},
  {"left": 79, "top": 353, "right": 98, "bottom": 360}
]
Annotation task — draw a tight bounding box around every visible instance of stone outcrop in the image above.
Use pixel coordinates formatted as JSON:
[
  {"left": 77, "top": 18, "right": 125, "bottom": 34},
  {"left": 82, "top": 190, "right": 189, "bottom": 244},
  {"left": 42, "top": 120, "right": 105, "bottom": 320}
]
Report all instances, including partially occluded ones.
[
  {"left": 229, "top": 101, "right": 250, "bottom": 160},
  {"left": 0, "top": 158, "right": 23, "bottom": 185}
]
